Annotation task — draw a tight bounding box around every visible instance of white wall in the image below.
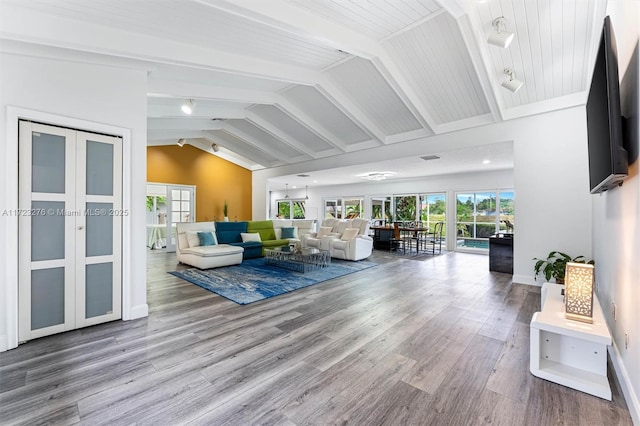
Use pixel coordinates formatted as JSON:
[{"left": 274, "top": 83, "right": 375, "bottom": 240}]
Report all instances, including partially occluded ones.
[
  {"left": 254, "top": 106, "right": 593, "bottom": 285},
  {"left": 0, "top": 51, "right": 149, "bottom": 351},
  {"left": 591, "top": 3, "right": 640, "bottom": 423},
  {"left": 268, "top": 169, "right": 514, "bottom": 251}
]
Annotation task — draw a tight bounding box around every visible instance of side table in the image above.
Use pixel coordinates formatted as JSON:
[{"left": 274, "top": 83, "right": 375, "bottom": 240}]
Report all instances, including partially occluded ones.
[{"left": 530, "top": 282, "right": 612, "bottom": 400}]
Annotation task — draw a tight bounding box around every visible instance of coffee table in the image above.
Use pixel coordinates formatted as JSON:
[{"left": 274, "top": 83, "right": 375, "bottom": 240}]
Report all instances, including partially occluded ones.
[{"left": 265, "top": 246, "right": 331, "bottom": 273}]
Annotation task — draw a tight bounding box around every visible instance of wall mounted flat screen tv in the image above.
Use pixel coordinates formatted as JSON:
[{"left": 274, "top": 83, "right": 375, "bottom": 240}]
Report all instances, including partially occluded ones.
[{"left": 586, "top": 16, "right": 628, "bottom": 194}]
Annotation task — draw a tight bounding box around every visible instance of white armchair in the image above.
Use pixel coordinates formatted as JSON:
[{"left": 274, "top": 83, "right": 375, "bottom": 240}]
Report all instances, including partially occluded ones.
[
  {"left": 303, "top": 218, "right": 341, "bottom": 250},
  {"left": 330, "top": 235, "right": 373, "bottom": 261}
]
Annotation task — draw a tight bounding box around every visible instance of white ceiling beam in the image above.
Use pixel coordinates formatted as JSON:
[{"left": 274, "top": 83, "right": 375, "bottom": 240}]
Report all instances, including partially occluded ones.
[
  {"left": 146, "top": 104, "right": 247, "bottom": 119},
  {"left": 147, "top": 79, "right": 280, "bottom": 105},
  {"left": 202, "top": 130, "right": 283, "bottom": 168},
  {"left": 435, "top": 0, "right": 468, "bottom": 19},
  {"left": 274, "top": 101, "right": 348, "bottom": 152},
  {"left": 0, "top": 2, "right": 320, "bottom": 85},
  {"left": 147, "top": 129, "right": 208, "bottom": 141},
  {"left": 245, "top": 112, "right": 319, "bottom": 159},
  {"left": 315, "top": 79, "right": 387, "bottom": 145},
  {"left": 191, "top": 137, "right": 264, "bottom": 171},
  {"left": 454, "top": 13, "right": 504, "bottom": 122},
  {"left": 196, "top": 0, "right": 380, "bottom": 59},
  {"left": 147, "top": 118, "right": 224, "bottom": 131},
  {"left": 221, "top": 122, "right": 304, "bottom": 164},
  {"left": 372, "top": 53, "right": 437, "bottom": 134}
]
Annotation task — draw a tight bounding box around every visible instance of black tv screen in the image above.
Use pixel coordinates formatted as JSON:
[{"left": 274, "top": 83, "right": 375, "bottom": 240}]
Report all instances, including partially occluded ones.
[{"left": 586, "top": 16, "right": 628, "bottom": 194}]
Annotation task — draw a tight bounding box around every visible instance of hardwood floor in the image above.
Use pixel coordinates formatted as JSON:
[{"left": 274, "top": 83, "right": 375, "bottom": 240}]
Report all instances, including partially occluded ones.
[{"left": 0, "top": 249, "right": 632, "bottom": 425}]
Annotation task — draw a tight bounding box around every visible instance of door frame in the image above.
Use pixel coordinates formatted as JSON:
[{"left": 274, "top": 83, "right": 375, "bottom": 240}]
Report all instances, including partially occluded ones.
[{"left": 4, "top": 106, "right": 133, "bottom": 350}]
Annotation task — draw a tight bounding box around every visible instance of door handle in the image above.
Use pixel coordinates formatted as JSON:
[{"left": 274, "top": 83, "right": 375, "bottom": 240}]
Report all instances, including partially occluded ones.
[{"left": 78, "top": 226, "right": 84, "bottom": 230}]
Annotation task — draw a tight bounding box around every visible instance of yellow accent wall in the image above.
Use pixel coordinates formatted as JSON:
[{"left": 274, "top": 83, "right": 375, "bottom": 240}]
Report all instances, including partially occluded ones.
[{"left": 147, "top": 145, "right": 252, "bottom": 221}]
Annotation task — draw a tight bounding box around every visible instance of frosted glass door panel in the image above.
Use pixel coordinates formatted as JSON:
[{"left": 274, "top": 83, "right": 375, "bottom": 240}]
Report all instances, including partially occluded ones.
[
  {"left": 32, "top": 132, "right": 65, "bottom": 194},
  {"left": 86, "top": 141, "right": 113, "bottom": 196},
  {"left": 31, "top": 201, "right": 65, "bottom": 261},
  {"left": 86, "top": 263, "right": 113, "bottom": 318},
  {"left": 31, "top": 268, "right": 65, "bottom": 330},
  {"left": 86, "top": 202, "right": 113, "bottom": 257}
]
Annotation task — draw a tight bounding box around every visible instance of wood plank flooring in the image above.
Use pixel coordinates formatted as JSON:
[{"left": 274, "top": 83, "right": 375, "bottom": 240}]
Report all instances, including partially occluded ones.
[{"left": 0, "top": 250, "right": 633, "bottom": 425}]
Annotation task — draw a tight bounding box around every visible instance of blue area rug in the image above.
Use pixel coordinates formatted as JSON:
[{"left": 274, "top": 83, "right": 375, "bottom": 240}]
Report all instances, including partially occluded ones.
[{"left": 168, "top": 257, "right": 377, "bottom": 305}]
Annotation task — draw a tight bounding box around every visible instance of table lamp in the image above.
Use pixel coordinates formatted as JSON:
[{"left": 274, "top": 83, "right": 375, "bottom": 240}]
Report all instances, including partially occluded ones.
[{"left": 564, "top": 262, "right": 595, "bottom": 323}]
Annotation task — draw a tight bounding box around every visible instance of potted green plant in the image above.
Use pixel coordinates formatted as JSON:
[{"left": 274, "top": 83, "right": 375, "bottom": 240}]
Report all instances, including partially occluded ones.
[
  {"left": 223, "top": 201, "right": 229, "bottom": 222},
  {"left": 533, "top": 251, "right": 594, "bottom": 284}
]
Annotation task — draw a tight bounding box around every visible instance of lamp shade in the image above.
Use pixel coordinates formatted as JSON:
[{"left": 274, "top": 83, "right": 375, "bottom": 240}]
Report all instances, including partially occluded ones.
[{"left": 564, "top": 262, "right": 595, "bottom": 323}]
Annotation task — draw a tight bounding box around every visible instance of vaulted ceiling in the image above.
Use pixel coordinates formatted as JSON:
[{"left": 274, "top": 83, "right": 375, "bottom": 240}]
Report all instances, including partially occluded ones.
[{"left": 1, "top": 0, "right": 607, "bottom": 181}]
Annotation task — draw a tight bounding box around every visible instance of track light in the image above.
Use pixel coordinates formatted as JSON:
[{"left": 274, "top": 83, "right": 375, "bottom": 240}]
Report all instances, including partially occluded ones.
[
  {"left": 211, "top": 143, "right": 219, "bottom": 152},
  {"left": 284, "top": 183, "right": 289, "bottom": 199},
  {"left": 177, "top": 138, "right": 186, "bottom": 147},
  {"left": 181, "top": 99, "right": 195, "bottom": 115},
  {"left": 501, "top": 68, "right": 523, "bottom": 93},
  {"left": 488, "top": 17, "right": 514, "bottom": 48}
]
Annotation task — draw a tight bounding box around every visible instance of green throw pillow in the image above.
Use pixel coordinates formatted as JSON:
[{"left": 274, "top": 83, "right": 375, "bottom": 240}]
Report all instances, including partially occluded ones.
[
  {"left": 197, "top": 231, "right": 216, "bottom": 246},
  {"left": 280, "top": 227, "right": 296, "bottom": 239}
]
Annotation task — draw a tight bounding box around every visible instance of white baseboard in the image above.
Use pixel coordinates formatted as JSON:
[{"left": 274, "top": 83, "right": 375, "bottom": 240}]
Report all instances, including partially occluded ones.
[
  {"left": 127, "top": 304, "right": 149, "bottom": 320},
  {"left": 513, "top": 274, "right": 540, "bottom": 286},
  {"left": 0, "top": 335, "right": 8, "bottom": 352},
  {"left": 609, "top": 342, "right": 640, "bottom": 425}
]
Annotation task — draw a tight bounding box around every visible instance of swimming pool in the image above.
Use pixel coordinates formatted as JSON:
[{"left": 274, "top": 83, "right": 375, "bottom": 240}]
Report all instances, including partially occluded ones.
[{"left": 457, "top": 238, "right": 489, "bottom": 250}]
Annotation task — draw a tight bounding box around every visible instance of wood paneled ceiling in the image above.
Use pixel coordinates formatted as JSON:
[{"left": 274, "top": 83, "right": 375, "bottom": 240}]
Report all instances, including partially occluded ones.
[{"left": 1, "top": 0, "right": 607, "bottom": 175}]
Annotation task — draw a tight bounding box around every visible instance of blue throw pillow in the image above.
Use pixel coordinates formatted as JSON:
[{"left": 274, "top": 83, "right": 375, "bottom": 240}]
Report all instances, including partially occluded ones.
[
  {"left": 280, "top": 227, "right": 296, "bottom": 239},
  {"left": 197, "top": 231, "right": 216, "bottom": 246}
]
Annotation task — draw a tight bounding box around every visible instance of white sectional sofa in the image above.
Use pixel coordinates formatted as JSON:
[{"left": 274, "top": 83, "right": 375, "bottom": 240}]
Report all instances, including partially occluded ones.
[{"left": 176, "top": 222, "right": 244, "bottom": 269}]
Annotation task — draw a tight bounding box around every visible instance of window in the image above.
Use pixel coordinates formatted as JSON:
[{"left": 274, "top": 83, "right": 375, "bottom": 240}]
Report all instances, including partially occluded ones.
[
  {"left": 324, "top": 199, "right": 340, "bottom": 218},
  {"left": 419, "top": 193, "right": 446, "bottom": 239},
  {"left": 324, "top": 197, "right": 364, "bottom": 219},
  {"left": 344, "top": 198, "right": 363, "bottom": 219},
  {"left": 277, "top": 200, "right": 306, "bottom": 219},
  {"left": 499, "top": 191, "right": 514, "bottom": 232},
  {"left": 370, "top": 196, "right": 392, "bottom": 222},
  {"left": 455, "top": 190, "right": 514, "bottom": 251},
  {"left": 394, "top": 195, "right": 417, "bottom": 222}
]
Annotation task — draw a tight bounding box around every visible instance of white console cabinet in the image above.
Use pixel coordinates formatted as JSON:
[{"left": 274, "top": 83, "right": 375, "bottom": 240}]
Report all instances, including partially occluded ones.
[{"left": 530, "top": 283, "right": 612, "bottom": 400}]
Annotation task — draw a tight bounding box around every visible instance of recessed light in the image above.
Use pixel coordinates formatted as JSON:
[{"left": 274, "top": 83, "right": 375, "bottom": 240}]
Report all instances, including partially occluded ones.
[
  {"left": 313, "top": 180, "right": 318, "bottom": 183},
  {"left": 482, "top": 160, "right": 491, "bottom": 164},
  {"left": 292, "top": 186, "right": 297, "bottom": 189}
]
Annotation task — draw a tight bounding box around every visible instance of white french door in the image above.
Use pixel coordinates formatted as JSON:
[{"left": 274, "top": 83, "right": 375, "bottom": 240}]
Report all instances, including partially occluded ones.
[
  {"left": 18, "top": 121, "right": 122, "bottom": 342},
  {"left": 165, "top": 185, "right": 195, "bottom": 252}
]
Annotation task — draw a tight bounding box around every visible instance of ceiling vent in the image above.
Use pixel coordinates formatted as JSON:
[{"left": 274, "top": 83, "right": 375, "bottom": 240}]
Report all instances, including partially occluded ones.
[{"left": 420, "top": 155, "right": 441, "bottom": 161}]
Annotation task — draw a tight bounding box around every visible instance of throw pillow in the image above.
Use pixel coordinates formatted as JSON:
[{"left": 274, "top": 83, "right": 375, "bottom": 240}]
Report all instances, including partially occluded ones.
[
  {"left": 186, "top": 231, "right": 200, "bottom": 248},
  {"left": 197, "top": 231, "right": 217, "bottom": 246},
  {"left": 317, "top": 226, "right": 333, "bottom": 238},
  {"left": 240, "top": 232, "right": 262, "bottom": 242},
  {"left": 280, "top": 226, "right": 296, "bottom": 239},
  {"left": 341, "top": 228, "right": 360, "bottom": 240}
]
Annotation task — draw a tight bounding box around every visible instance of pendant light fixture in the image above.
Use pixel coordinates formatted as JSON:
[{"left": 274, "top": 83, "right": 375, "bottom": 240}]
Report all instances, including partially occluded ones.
[
  {"left": 305, "top": 185, "right": 309, "bottom": 200},
  {"left": 285, "top": 183, "right": 289, "bottom": 199}
]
